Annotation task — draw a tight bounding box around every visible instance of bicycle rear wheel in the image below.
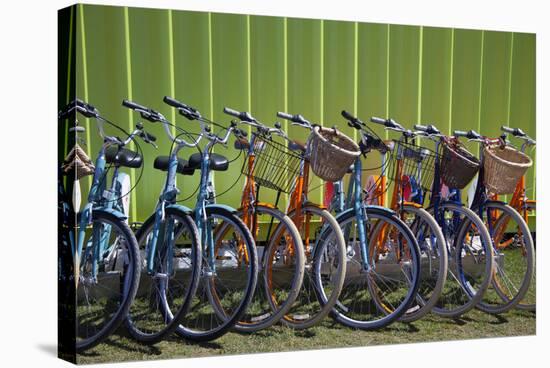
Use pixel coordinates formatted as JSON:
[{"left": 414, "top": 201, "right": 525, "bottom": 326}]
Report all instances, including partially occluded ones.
[
  {"left": 399, "top": 205, "right": 448, "bottom": 322},
  {"left": 517, "top": 201, "right": 536, "bottom": 311},
  {"left": 75, "top": 209, "right": 140, "bottom": 352},
  {"left": 175, "top": 206, "right": 258, "bottom": 341},
  {"left": 126, "top": 207, "right": 201, "bottom": 344},
  {"left": 328, "top": 207, "right": 421, "bottom": 330},
  {"left": 474, "top": 201, "right": 534, "bottom": 314},
  {"left": 234, "top": 205, "right": 305, "bottom": 332}
]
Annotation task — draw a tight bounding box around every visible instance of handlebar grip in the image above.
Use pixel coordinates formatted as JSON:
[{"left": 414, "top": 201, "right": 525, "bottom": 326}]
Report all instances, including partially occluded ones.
[
  {"left": 501, "top": 126, "right": 514, "bottom": 134},
  {"left": 122, "top": 99, "right": 148, "bottom": 111},
  {"left": 370, "top": 117, "right": 387, "bottom": 125},
  {"left": 453, "top": 130, "right": 468, "bottom": 137},
  {"left": 277, "top": 112, "right": 294, "bottom": 121},
  {"left": 414, "top": 124, "right": 428, "bottom": 132},
  {"left": 341, "top": 110, "right": 356, "bottom": 121},
  {"left": 163, "top": 95, "right": 187, "bottom": 109},
  {"left": 223, "top": 107, "right": 241, "bottom": 118}
]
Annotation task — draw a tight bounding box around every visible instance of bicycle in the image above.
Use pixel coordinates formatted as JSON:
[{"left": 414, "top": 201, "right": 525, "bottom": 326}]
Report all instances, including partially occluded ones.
[
  {"left": 454, "top": 129, "right": 535, "bottom": 314},
  {"left": 219, "top": 107, "right": 305, "bottom": 332},
  {"left": 152, "top": 96, "right": 259, "bottom": 341},
  {"left": 121, "top": 99, "right": 202, "bottom": 344},
  {"left": 252, "top": 111, "right": 348, "bottom": 330},
  {"left": 313, "top": 111, "right": 421, "bottom": 329},
  {"left": 59, "top": 99, "right": 151, "bottom": 351},
  {"left": 498, "top": 125, "right": 536, "bottom": 311},
  {"left": 336, "top": 111, "right": 447, "bottom": 323},
  {"left": 405, "top": 123, "right": 494, "bottom": 317}
]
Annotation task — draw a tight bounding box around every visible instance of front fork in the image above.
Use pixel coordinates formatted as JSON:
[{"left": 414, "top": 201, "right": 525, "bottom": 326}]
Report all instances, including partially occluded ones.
[{"left": 352, "top": 158, "right": 372, "bottom": 271}]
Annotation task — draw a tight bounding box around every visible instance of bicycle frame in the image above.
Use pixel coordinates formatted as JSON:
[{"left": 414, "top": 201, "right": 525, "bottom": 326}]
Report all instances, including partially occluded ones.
[
  {"left": 76, "top": 142, "right": 127, "bottom": 281},
  {"left": 145, "top": 141, "right": 190, "bottom": 275}
]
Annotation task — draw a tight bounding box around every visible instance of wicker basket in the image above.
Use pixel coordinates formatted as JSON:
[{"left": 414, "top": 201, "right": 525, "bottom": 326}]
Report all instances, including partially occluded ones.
[
  {"left": 307, "top": 126, "right": 360, "bottom": 182},
  {"left": 483, "top": 145, "right": 532, "bottom": 194},
  {"left": 440, "top": 138, "right": 480, "bottom": 189},
  {"left": 62, "top": 144, "right": 95, "bottom": 179}
]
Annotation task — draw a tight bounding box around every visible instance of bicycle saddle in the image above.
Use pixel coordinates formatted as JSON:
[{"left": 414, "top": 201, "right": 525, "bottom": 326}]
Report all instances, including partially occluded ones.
[
  {"left": 105, "top": 146, "right": 143, "bottom": 169},
  {"left": 153, "top": 156, "right": 195, "bottom": 175},
  {"left": 188, "top": 152, "right": 229, "bottom": 171}
]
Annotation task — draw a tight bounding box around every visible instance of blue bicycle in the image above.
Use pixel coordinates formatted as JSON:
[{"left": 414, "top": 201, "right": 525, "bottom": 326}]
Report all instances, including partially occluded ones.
[
  {"left": 313, "top": 111, "right": 421, "bottom": 330},
  {"left": 59, "top": 99, "right": 154, "bottom": 351},
  {"left": 124, "top": 97, "right": 258, "bottom": 342},
  {"left": 121, "top": 99, "right": 202, "bottom": 344}
]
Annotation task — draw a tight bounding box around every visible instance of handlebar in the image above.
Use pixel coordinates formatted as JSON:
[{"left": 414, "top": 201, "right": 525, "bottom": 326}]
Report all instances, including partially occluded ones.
[
  {"left": 276, "top": 111, "right": 313, "bottom": 130},
  {"left": 453, "top": 129, "right": 482, "bottom": 140},
  {"left": 501, "top": 125, "right": 525, "bottom": 137},
  {"left": 59, "top": 99, "right": 99, "bottom": 120},
  {"left": 122, "top": 99, "right": 164, "bottom": 123},
  {"left": 223, "top": 107, "right": 257, "bottom": 123},
  {"left": 124, "top": 98, "right": 201, "bottom": 148},
  {"left": 163, "top": 96, "right": 201, "bottom": 120},
  {"left": 414, "top": 124, "right": 441, "bottom": 135},
  {"left": 341, "top": 110, "right": 365, "bottom": 130},
  {"left": 370, "top": 116, "right": 405, "bottom": 131}
]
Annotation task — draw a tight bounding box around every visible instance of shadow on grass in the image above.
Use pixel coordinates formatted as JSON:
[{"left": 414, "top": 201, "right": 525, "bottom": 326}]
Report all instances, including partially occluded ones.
[{"left": 294, "top": 329, "right": 316, "bottom": 338}]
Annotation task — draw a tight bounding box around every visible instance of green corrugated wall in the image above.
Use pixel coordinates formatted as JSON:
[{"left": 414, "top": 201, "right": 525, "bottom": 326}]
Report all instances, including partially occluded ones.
[{"left": 72, "top": 4, "right": 536, "bottom": 223}]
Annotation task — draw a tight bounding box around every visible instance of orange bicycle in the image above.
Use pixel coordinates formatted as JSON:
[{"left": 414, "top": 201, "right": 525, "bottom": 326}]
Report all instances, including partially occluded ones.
[
  {"left": 493, "top": 125, "right": 536, "bottom": 311},
  {"left": 272, "top": 111, "right": 347, "bottom": 329},
  {"left": 217, "top": 107, "right": 306, "bottom": 332}
]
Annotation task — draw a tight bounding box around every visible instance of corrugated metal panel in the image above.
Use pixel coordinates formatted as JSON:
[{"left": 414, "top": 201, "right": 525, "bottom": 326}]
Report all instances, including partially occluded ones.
[{"left": 75, "top": 4, "right": 536, "bottom": 223}]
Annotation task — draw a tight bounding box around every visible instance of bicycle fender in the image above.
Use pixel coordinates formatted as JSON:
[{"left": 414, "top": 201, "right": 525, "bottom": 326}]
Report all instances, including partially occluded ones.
[
  {"left": 205, "top": 203, "right": 238, "bottom": 213},
  {"left": 334, "top": 205, "right": 397, "bottom": 221},
  {"left": 165, "top": 203, "right": 194, "bottom": 215},
  {"left": 470, "top": 199, "right": 508, "bottom": 211},
  {"left": 365, "top": 204, "right": 397, "bottom": 216},
  {"left": 93, "top": 207, "right": 128, "bottom": 221}
]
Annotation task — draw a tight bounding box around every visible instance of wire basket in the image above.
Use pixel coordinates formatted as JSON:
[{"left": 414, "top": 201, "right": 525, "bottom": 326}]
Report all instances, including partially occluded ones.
[
  {"left": 483, "top": 144, "right": 532, "bottom": 194},
  {"left": 308, "top": 126, "right": 361, "bottom": 182},
  {"left": 243, "top": 135, "right": 302, "bottom": 193},
  {"left": 391, "top": 141, "right": 438, "bottom": 193},
  {"left": 440, "top": 137, "right": 480, "bottom": 189}
]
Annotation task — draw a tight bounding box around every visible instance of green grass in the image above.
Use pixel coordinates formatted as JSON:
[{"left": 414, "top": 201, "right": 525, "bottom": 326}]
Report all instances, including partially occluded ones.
[{"left": 77, "top": 308, "right": 535, "bottom": 364}]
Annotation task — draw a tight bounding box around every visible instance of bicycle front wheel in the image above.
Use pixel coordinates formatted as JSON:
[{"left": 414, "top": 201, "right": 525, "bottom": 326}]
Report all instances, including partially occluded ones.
[
  {"left": 475, "top": 201, "right": 535, "bottom": 314},
  {"left": 430, "top": 202, "right": 494, "bottom": 318},
  {"left": 76, "top": 209, "right": 140, "bottom": 352},
  {"left": 175, "top": 206, "right": 258, "bottom": 341},
  {"left": 329, "top": 207, "right": 421, "bottom": 330},
  {"left": 282, "top": 205, "right": 346, "bottom": 329},
  {"left": 126, "top": 207, "right": 201, "bottom": 344}
]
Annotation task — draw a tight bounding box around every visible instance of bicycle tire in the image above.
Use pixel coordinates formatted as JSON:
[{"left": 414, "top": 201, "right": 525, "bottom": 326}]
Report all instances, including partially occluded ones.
[
  {"left": 327, "top": 206, "right": 421, "bottom": 330},
  {"left": 428, "top": 202, "right": 494, "bottom": 318},
  {"left": 474, "top": 201, "right": 535, "bottom": 314},
  {"left": 175, "top": 206, "right": 258, "bottom": 341},
  {"left": 399, "top": 205, "right": 448, "bottom": 323},
  {"left": 230, "top": 205, "right": 305, "bottom": 332},
  {"left": 282, "top": 205, "right": 347, "bottom": 329},
  {"left": 75, "top": 209, "right": 140, "bottom": 352},
  {"left": 126, "top": 207, "right": 201, "bottom": 344},
  {"left": 516, "top": 201, "right": 536, "bottom": 311}
]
